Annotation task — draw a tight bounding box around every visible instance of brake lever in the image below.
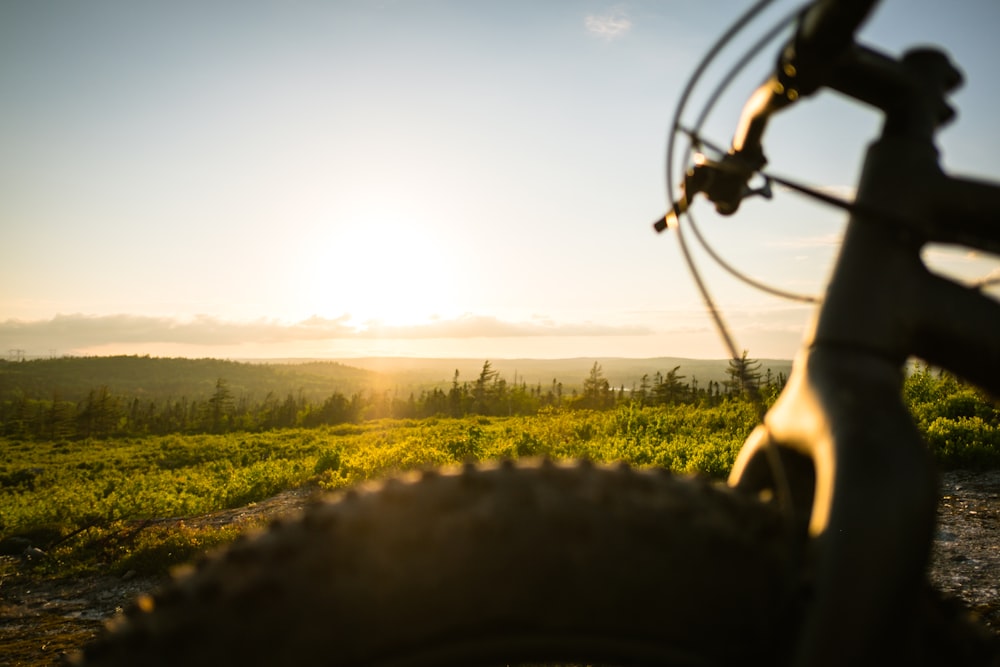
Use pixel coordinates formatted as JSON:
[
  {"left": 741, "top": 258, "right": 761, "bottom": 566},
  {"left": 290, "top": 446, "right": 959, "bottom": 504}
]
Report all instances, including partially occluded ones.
[
  {"left": 746, "top": 175, "right": 774, "bottom": 201},
  {"left": 654, "top": 153, "right": 770, "bottom": 233}
]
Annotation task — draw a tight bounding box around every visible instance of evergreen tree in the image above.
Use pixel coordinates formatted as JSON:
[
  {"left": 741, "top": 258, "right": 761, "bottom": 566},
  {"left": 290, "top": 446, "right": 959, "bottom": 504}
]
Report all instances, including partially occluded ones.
[
  {"left": 725, "top": 350, "right": 762, "bottom": 396},
  {"left": 473, "top": 361, "right": 498, "bottom": 414},
  {"left": 580, "top": 362, "right": 611, "bottom": 409},
  {"left": 207, "top": 378, "right": 234, "bottom": 432},
  {"left": 652, "top": 366, "right": 687, "bottom": 405},
  {"left": 76, "top": 386, "right": 121, "bottom": 438},
  {"left": 448, "top": 369, "right": 463, "bottom": 416}
]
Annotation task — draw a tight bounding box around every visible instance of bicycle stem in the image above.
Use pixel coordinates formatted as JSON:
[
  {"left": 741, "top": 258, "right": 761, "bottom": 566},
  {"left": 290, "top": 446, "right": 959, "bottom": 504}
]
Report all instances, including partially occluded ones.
[{"left": 816, "top": 117, "right": 1000, "bottom": 397}]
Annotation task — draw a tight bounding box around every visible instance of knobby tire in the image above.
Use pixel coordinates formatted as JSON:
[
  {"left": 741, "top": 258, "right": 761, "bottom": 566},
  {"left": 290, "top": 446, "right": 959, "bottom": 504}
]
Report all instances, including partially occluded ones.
[{"left": 74, "top": 459, "right": 994, "bottom": 666}]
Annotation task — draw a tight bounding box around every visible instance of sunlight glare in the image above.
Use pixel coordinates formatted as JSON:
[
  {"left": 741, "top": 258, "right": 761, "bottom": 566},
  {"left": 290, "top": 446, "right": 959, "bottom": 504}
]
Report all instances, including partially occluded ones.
[{"left": 303, "top": 208, "right": 459, "bottom": 329}]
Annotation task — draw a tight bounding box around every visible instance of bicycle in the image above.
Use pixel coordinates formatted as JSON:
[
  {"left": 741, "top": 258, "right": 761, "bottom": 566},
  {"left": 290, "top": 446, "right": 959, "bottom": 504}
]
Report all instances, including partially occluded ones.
[{"left": 74, "top": 0, "right": 999, "bottom": 665}]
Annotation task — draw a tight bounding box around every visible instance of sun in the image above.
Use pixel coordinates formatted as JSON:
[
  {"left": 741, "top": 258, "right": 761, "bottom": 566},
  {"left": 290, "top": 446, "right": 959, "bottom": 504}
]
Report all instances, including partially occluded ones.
[{"left": 303, "top": 209, "right": 459, "bottom": 328}]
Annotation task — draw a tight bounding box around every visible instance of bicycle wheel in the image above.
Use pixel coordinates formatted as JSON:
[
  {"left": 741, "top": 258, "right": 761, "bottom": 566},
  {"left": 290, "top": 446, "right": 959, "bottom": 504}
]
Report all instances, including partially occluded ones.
[{"left": 72, "top": 459, "right": 809, "bottom": 666}]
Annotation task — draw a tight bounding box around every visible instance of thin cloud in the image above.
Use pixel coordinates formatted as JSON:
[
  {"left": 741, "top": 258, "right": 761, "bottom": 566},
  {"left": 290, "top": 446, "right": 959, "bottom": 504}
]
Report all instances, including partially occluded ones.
[
  {"left": 922, "top": 247, "right": 982, "bottom": 264},
  {"left": 815, "top": 184, "right": 856, "bottom": 201},
  {"left": 585, "top": 7, "right": 632, "bottom": 40},
  {"left": 920, "top": 249, "right": 1000, "bottom": 291},
  {"left": 777, "top": 183, "right": 856, "bottom": 202},
  {"left": 0, "top": 313, "right": 653, "bottom": 356},
  {"left": 978, "top": 266, "right": 1000, "bottom": 286},
  {"left": 0, "top": 314, "right": 354, "bottom": 348},
  {"left": 766, "top": 233, "right": 842, "bottom": 249}
]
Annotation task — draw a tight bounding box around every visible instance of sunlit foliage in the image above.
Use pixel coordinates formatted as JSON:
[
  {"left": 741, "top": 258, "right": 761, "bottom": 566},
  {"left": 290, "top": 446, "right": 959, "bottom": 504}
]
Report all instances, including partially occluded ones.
[{"left": 0, "top": 363, "right": 995, "bottom": 578}]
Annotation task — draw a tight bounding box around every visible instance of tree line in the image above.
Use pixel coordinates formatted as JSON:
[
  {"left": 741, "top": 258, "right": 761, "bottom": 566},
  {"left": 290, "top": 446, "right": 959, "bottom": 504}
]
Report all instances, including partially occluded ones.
[
  {"left": 0, "top": 355, "right": 373, "bottom": 404},
  {"left": 0, "top": 356, "right": 786, "bottom": 440}
]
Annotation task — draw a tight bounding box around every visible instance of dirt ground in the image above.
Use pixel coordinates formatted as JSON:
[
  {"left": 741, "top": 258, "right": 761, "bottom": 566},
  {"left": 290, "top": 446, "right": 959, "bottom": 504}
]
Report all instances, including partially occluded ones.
[
  {"left": 929, "top": 469, "right": 1000, "bottom": 630},
  {"left": 0, "top": 487, "right": 316, "bottom": 667},
  {"left": 0, "top": 471, "right": 996, "bottom": 666}
]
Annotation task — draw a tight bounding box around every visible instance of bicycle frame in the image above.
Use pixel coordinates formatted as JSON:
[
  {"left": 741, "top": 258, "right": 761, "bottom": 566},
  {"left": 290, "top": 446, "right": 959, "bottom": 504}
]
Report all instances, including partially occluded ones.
[{"left": 722, "top": 30, "right": 1000, "bottom": 665}]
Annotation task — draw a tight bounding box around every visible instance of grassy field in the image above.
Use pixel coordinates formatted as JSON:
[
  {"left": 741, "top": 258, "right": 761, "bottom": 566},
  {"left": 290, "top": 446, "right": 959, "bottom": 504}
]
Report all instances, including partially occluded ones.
[
  {"left": 2, "top": 370, "right": 998, "bottom": 580},
  {"left": 1, "top": 402, "right": 761, "bottom": 577},
  {"left": 0, "top": 385, "right": 997, "bottom": 666}
]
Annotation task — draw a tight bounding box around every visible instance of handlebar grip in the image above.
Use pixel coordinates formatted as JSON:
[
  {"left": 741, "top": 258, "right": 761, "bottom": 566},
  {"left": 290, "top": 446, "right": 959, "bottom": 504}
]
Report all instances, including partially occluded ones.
[
  {"left": 669, "top": 0, "right": 885, "bottom": 225},
  {"left": 731, "top": 0, "right": 882, "bottom": 161},
  {"left": 786, "top": 0, "right": 880, "bottom": 94}
]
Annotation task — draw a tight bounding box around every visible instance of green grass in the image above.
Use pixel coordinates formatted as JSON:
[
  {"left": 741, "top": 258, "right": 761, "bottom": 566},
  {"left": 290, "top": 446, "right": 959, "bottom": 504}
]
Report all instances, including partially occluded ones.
[
  {"left": 1, "top": 387, "right": 996, "bottom": 579},
  {"left": 0, "top": 404, "right": 760, "bottom": 576}
]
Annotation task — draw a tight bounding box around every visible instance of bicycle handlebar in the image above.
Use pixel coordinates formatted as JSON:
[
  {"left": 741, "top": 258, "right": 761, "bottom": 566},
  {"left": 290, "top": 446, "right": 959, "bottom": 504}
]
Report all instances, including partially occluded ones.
[
  {"left": 656, "top": 0, "right": 882, "bottom": 228},
  {"left": 782, "top": 0, "right": 880, "bottom": 94},
  {"left": 732, "top": 0, "right": 880, "bottom": 160}
]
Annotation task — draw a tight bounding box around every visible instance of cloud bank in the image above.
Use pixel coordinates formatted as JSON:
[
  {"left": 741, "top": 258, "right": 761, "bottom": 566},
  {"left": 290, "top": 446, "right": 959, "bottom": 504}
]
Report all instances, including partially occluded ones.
[{"left": 0, "top": 313, "right": 652, "bottom": 355}]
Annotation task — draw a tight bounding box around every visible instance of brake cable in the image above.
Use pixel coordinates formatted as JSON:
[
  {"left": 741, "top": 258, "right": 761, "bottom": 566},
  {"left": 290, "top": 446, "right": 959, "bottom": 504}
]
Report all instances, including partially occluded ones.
[
  {"left": 663, "top": 0, "right": 811, "bottom": 370},
  {"left": 679, "top": 126, "right": 1000, "bottom": 295},
  {"left": 661, "top": 0, "right": 827, "bottom": 521},
  {"left": 676, "top": 126, "right": 850, "bottom": 304}
]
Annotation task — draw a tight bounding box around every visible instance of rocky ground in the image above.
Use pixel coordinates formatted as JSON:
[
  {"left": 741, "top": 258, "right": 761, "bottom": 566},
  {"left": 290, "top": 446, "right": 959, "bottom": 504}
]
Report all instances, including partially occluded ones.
[
  {"left": 929, "top": 470, "right": 1000, "bottom": 630},
  {"left": 0, "top": 487, "right": 316, "bottom": 666},
  {"left": 0, "top": 472, "right": 996, "bottom": 666}
]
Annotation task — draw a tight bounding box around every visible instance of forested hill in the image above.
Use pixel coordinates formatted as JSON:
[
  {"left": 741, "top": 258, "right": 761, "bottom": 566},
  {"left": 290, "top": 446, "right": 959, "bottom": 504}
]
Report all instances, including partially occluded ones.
[
  {"left": 0, "top": 356, "right": 377, "bottom": 403},
  {"left": 0, "top": 355, "right": 794, "bottom": 404},
  {"left": 0, "top": 354, "right": 798, "bottom": 439},
  {"left": 327, "top": 357, "right": 794, "bottom": 393}
]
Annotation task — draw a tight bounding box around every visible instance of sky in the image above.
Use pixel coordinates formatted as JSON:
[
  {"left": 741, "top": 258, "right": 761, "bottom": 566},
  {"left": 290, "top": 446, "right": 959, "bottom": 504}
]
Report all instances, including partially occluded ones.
[{"left": 2, "top": 0, "right": 998, "bottom": 361}]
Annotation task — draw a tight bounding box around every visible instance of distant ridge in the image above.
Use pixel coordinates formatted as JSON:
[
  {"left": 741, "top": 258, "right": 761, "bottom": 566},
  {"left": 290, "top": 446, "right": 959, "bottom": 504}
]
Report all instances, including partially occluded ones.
[
  {"left": 326, "top": 357, "right": 794, "bottom": 392},
  {"left": 0, "top": 356, "right": 376, "bottom": 402},
  {"left": 0, "top": 355, "right": 794, "bottom": 402}
]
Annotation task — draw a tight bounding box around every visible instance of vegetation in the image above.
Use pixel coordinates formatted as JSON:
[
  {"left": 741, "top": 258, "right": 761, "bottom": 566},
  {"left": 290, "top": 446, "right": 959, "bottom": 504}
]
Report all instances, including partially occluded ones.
[
  {"left": 0, "top": 355, "right": 376, "bottom": 403},
  {"left": 0, "top": 356, "right": 996, "bottom": 581},
  {"left": 0, "top": 402, "right": 760, "bottom": 558},
  {"left": 0, "top": 357, "right": 785, "bottom": 440},
  {"left": 906, "top": 363, "right": 1000, "bottom": 469}
]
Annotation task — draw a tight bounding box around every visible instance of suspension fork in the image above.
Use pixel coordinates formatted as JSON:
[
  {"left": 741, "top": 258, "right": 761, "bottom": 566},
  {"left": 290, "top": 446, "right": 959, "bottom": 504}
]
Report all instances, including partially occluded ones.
[
  {"left": 730, "top": 137, "right": 959, "bottom": 663},
  {"left": 731, "top": 277, "right": 938, "bottom": 665}
]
